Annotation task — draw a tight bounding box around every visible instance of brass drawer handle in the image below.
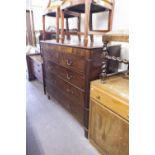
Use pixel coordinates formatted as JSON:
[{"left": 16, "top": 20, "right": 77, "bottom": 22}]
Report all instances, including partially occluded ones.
[
  {"left": 66, "top": 73, "right": 72, "bottom": 80},
  {"left": 66, "top": 59, "right": 73, "bottom": 66},
  {"left": 96, "top": 96, "right": 101, "bottom": 100}
]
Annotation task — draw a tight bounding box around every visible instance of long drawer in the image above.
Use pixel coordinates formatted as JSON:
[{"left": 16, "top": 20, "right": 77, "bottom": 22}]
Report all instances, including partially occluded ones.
[
  {"left": 46, "top": 77, "right": 84, "bottom": 124},
  {"left": 44, "top": 60, "right": 85, "bottom": 90},
  {"left": 46, "top": 73, "right": 85, "bottom": 105},
  {"left": 59, "top": 52, "right": 86, "bottom": 73},
  {"left": 43, "top": 46, "right": 86, "bottom": 73}
]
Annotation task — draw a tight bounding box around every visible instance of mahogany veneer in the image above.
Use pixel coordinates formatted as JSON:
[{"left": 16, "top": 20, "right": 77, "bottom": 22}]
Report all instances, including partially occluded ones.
[{"left": 40, "top": 40, "right": 103, "bottom": 137}]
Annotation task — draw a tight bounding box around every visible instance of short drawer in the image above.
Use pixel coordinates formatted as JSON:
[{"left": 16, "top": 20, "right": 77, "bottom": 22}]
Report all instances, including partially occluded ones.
[
  {"left": 90, "top": 87, "right": 128, "bottom": 120},
  {"left": 45, "top": 61, "right": 85, "bottom": 90}
]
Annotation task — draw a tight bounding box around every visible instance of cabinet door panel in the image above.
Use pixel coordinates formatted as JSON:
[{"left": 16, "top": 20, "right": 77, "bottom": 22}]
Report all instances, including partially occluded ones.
[{"left": 89, "top": 99, "right": 129, "bottom": 155}]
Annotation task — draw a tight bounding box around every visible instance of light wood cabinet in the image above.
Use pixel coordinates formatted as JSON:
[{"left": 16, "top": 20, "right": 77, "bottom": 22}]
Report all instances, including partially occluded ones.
[
  {"left": 89, "top": 75, "right": 129, "bottom": 155},
  {"left": 89, "top": 99, "right": 128, "bottom": 155}
]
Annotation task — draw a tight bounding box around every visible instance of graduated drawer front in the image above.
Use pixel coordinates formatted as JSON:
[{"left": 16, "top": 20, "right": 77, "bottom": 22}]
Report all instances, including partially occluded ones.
[
  {"left": 42, "top": 44, "right": 87, "bottom": 73},
  {"left": 45, "top": 73, "right": 85, "bottom": 106},
  {"left": 45, "top": 60, "right": 85, "bottom": 90},
  {"left": 90, "top": 87, "right": 128, "bottom": 120},
  {"left": 46, "top": 81, "right": 84, "bottom": 124}
]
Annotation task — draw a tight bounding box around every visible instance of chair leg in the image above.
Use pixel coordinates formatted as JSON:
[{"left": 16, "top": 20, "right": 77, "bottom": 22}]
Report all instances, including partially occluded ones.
[
  {"left": 108, "top": 2, "right": 114, "bottom": 31},
  {"left": 60, "top": 10, "right": 65, "bottom": 43},
  {"left": 89, "top": 12, "right": 94, "bottom": 42},
  {"left": 42, "top": 15, "right": 45, "bottom": 40},
  {"left": 56, "top": 8, "right": 60, "bottom": 42},
  {"left": 78, "top": 16, "right": 81, "bottom": 42},
  {"left": 66, "top": 18, "right": 70, "bottom": 40},
  {"left": 84, "top": 1, "right": 91, "bottom": 46}
]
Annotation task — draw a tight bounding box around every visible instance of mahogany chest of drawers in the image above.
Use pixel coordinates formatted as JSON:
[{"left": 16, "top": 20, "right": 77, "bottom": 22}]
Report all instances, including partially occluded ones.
[
  {"left": 40, "top": 40, "right": 103, "bottom": 137},
  {"left": 89, "top": 75, "right": 129, "bottom": 155}
]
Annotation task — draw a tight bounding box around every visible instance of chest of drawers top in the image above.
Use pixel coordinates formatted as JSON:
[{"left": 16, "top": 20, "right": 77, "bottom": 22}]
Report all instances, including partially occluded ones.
[
  {"left": 41, "top": 41, "right": 103, "bottom": 76},
  {"left": 40, "top": 40, "right": 103, "bottom": 58}
]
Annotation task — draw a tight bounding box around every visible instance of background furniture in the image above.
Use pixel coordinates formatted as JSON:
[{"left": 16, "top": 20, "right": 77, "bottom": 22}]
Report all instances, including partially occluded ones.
[
  {"left": 61, "top": 0, "right": 115, "bottom": 45},
  {"left": 26, "top": 10, "right": 36, "bottom": 46},
  {"left": 89, "top": 75, "right": 129, "bottom": 155},
  {"left": 101, "top": 32, "right": 129, "bottom": 81},
  {"left": 40, "top": 40, "right": 104, "bottom": 137},
  {"left": 26, "top": 53, "right": 45, "bottom": 93},
  {"left": 43, "top": 0, "right": 81, "bottom": 42}
]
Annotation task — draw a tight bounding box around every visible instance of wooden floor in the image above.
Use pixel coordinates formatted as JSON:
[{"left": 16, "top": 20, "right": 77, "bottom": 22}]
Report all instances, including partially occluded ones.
[{"left": 26, "top": 80, "right": 99, "bottom": 155}]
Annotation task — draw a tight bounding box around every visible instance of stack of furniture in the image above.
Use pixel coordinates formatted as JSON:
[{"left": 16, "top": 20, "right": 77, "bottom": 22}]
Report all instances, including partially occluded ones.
[
  {"left": 41, "top": 0, "right": 115, "bottom": 137},
  {"left": 40, "top": 40, "right": 104, "bottom": 137},
  {"left": 40, "top": 0, "right": 130, "bottom": 141}
]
